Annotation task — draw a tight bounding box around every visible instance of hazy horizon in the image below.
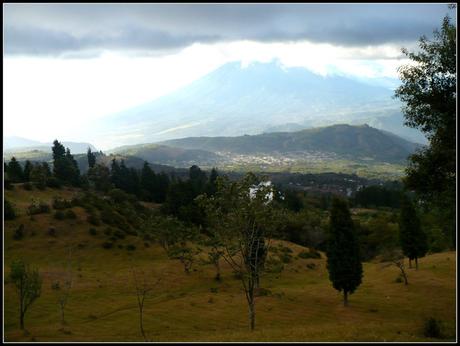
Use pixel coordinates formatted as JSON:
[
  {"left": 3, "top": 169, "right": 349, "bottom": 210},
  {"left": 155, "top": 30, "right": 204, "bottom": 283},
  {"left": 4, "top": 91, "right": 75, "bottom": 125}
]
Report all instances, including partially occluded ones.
[{"left": 4, "top": 3, "right": 455, "bottom": 149}]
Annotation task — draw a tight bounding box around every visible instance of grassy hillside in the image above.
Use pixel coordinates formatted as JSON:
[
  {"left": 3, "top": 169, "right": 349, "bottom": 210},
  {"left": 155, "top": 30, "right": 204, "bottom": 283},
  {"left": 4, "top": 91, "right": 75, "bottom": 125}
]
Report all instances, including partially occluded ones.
[
  {"left": 3, "top": 186, "right": 456, "bottom": 342},
  {"left": 161, "top": 124, "right": 419, "bottom": 163}
]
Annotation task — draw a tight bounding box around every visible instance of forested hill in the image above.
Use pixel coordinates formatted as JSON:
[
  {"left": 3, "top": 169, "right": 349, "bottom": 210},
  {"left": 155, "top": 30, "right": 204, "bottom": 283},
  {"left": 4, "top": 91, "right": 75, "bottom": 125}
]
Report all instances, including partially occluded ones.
[{"left": 160, "top": 124, "right": 420, "bottom": 163}]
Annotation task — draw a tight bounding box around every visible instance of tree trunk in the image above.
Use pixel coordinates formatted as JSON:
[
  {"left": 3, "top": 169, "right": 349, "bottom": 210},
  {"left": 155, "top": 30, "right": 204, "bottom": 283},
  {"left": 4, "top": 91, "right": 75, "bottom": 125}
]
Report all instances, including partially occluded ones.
[
  {"left": 215, "top": 261, "right": 221, "bottom": 281},
  {"left": 60, "top": 304, "right": 65, "bottom": 325},
  {"left": 139, "top": 306, "right": 147, "bottom": 341},
  {"left": 20, "top": 312, "right": 24, "bottom": 330},
  {"left": 343, "top": 291, "right": 348, "bottom": 307},
  {"left": 415, "top": 257, "right": 418, "bottom": 270},
  {"left": 249, "top": 300, "right": 255, "bottom": 331}
]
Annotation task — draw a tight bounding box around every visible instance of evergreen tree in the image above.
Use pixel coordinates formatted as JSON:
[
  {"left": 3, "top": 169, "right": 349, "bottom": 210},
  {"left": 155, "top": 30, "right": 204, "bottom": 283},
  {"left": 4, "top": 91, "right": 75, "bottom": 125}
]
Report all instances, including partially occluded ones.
[
  {"left": 87, "top": 164, "right": 112, "bottom": 192},
  {"left": 30, "top": 164, "right": 48, "bottom": 189},
  {"left": 110, "top": 159, "right": 122, "bottom": 188},
  {"left": 326, "top": 197, "right": 363, "bottom": 306},
  {"left": 52, "top": 140, "right": 69, "bottom": 182},
  {"left": 87, "top": 148, "right": 96, "bottom": 169},
  {"left": 66, "top": 148, "right": 80, "bottom": 183},
  {"left": 399, "top": 195, "right": 428, "bottom": 270},
  {"left": 41, "top": 162, "right": 51, "bottom": 178},
  {"left": 140, "top": 162, "right": 156, "bottom": 201},
  {"left": 6, "top": 157, "right": 24, "bottom": 183},
  {"left": 205, "top": 168, "right": 219, "bottom": 196},
  {"left": 23, "top": 160, "right": 33, "bottom": 182}
]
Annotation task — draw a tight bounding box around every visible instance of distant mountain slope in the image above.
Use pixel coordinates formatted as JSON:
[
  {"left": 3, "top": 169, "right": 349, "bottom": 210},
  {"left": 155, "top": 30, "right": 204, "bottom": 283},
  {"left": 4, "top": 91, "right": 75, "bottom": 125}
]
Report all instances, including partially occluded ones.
[
  {"left": 4, "top": 138, "right": 97, "bottom": 154},
  {"left": 94, "top": 60, "right": 425, "bottom": 148},
  {"left": 108, "top": 143, "right": 222, "bottom": 167},
  {"left": 3, "top": 150, "right": 180, "bottom": 175},
  {"left": 160, "top": 124, "right": 420, "bottom": 163}
]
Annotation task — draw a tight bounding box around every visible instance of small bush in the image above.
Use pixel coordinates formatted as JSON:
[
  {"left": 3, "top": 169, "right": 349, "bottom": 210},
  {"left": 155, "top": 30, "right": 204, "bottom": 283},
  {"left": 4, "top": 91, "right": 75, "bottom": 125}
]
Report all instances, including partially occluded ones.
[
  {"left": 108, "top": 188, "right": 129, "bottom": 204},
  {"left": 87, "top": 214, "right": 101, "bottom": 226},
  {"left": 5, "top": 179, "right": 14, "bottom": 190},
  {"left": 298, "top": 248, "right": 322, "bottom": 259},
  {"left": 47, "top": 177, "right": 62, "bottom": 188},
  {"left": 265, "top": 257, "right": 284, "bottom": 273},
  {"left": 65, "top": 209, "right": 77, "bottom": 219},
  {"left": 279, "top": 252, "right": 293, "bottom": 263},
  {"left": 52, "top": 197, "right": 72, "bottom": 210},
  {"left": 279, "top": 246, "right": 293, "bottom": 253},
  {"left": 395, "top": 275, "right": 404, "bottom": 283},
  {"left": 51, "top": 281, "right": 60, "bottom": 290},
  {"left": 4, "top": 199, "right": 16, "bottom": 220},
  {"left": 306, "top": 263, "right": 316, "bottom": 270},
  {"left": 113, "top": 229, "right": 126, "bottom": 239},
  {"left": 27, "top": 199, "right": 51, "bottom": 215},
  {"left": 48, "top": 227, "right": 57, "bottom": 237},
  {"left": 89, "top": 228, "right": 97, "bottom": 236},
  {"left": 54, "top": 210, "right": 65, "bottom": 220},
  {"left": 144, "top": 242, "right": 150, "bottom": 248},
  {"left": 102, "top": 242, "right": 113, "bottom": 249},
  {"left": 13, "top": 224, "right": 25, "bottom": 240},
  {"left": 23, "top": 182, "right": 33, "bottom": 191},
  {"left": 125, "top": 244, "right": 136, "bottom": 251},
  {"left": 104, "top": 227, "right": 113, "bottom": 236},
  {"left": 423, "top": 317, "right": 442, "bottom": 338}
]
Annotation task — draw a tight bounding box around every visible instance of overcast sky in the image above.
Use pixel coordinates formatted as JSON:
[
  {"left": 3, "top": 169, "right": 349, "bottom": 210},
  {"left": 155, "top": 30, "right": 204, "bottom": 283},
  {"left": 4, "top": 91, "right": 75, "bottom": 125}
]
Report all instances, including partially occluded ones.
[{"left": 3, "top": 3, "right": 456, "bottom": 147}]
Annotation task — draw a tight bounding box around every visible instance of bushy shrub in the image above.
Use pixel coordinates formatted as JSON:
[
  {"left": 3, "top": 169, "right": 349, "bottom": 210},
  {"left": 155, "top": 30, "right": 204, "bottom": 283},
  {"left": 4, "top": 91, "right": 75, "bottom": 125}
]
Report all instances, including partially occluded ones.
[
  {"left": 54, "top": 210, "right": 65, "bottom": 220},
  {"left": 104, "top": 227, "right": 113, "bottom": 236},
  {"left": 125, "top": 244, "right": 136, "bottom": 251},
  {"left": 298, "top": 248, "right": 322, "bottom": 259},
  {"left": 52, "top": 197, "right": 72, "bottom": 210},
  {"left": 279, "top": 252, "right": 293, "bottom": 263},
  {"left": 64, "top": 209, "right": 77, "bottom": 219},
  {"left": 306, "top": 263, "right": 316, "bottom": 270},
  {"left": 5, "top": 199, "right": 16, "bottom": 220},
  {"left": 279, "top": 245, "right": 293, "bottom": 253},
  {"left": 27, "top": 199, "right": 51, "bottom": 215},
  {"left": 13, "top": 224, "right": 25, "bottom": 240},
  {"left": 89, "top": 228, "right": 97, "bottom": 236},
  {"left": 102, "top": 242, "right": 113, "bottom": 249},
  {"left": 108, "top": 188, "right": 129, "bottom": 204},
  {"left": 113, "top": 229, "right": 125, "bottom": 239},
  {"left": 48, "top": 227, "right": 57, "bottom": 237},
  {"left": 5, "top": 179, "right": 14, "bottom": 190},
  {"left": 47, "top": 177, "right": 62, "bottom": 189},
  {"left": 265, "top": 257, "right": 284, "bottom": 273},
  {"left": 87, "top": 213, "right": 101, "bottom": 226},
  {"left": 423, "top": 317, "right": 442, "bottom": 338},
  {"left": 23, "top": 182, "right": 33, "bottom": 191}
]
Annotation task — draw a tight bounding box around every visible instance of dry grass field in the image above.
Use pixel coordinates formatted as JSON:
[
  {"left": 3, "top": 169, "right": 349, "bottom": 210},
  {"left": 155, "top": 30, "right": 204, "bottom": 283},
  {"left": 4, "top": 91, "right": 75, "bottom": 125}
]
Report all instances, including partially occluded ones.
[{"left": 3, "top": 186, "right": 456, "bottom": 342}]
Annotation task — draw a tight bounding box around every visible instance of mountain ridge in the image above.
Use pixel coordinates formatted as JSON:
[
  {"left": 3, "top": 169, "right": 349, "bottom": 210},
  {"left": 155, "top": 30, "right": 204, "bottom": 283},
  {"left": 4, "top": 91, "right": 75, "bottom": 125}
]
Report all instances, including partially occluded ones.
[{"left": 92, "top": 60, "right": 426, "bottom": 148}]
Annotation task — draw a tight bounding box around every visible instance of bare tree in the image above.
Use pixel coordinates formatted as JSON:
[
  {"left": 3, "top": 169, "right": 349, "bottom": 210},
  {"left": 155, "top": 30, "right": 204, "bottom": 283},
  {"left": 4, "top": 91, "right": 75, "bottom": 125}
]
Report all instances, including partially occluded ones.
[
  {"left": 381, "top": 249, "right": 409, "bottom": 285},
  {"left": 57, "top": 246, "right": 73, "bottom": 325},
  {"left": 9, "top": 259, "right": 42, "bottom": 330},
  {"left": 131, "top": 266, "right": 161, "bottom": 341}
]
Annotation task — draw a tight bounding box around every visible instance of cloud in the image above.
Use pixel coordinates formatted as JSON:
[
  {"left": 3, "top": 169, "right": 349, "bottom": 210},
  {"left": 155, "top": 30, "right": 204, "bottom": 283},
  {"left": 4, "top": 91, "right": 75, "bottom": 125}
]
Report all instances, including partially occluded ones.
[{"left": 4, "top": 3, "right": 455, "bottom": 57}]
